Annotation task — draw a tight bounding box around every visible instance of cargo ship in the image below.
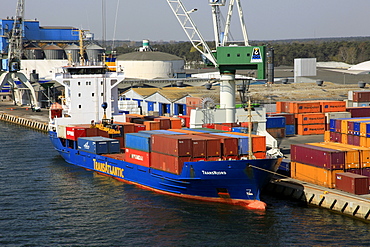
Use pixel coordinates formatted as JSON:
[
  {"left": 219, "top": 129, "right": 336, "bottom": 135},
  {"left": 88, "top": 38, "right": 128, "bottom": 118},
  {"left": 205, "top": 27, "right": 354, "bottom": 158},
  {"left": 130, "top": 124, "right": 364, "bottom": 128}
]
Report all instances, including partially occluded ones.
[{"left": 48, "top": 61, "right": 282, "bottom": 210}]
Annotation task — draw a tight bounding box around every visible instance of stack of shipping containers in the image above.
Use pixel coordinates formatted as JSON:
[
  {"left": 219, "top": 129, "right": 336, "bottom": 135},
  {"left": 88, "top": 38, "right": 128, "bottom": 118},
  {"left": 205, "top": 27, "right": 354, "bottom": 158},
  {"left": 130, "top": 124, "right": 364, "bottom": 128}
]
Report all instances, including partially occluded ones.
[
  {"left": 274, "top": 100, "right": 346, "bottom": 135},
  {"left": 291, "top": 100, "right": 370, "bottom": 194}
]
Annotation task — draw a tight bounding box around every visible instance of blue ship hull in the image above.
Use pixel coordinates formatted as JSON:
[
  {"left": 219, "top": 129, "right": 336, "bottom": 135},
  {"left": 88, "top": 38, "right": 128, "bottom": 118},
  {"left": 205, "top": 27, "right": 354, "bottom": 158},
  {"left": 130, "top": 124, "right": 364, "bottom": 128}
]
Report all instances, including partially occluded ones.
[{"left": 49, "top": 131, "right": 281, "bottom": 210}]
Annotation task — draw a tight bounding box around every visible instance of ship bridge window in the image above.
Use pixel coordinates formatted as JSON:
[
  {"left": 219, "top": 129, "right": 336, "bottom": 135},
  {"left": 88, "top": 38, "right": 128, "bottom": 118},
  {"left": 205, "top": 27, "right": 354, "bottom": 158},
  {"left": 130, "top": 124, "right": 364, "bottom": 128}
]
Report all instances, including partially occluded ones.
[
  {"left": 78, "top": 82, "right": 80, "bottom": 86},
  {"left": 79, "top": 105, "right": 81, "bottom": 109},
  {"left": 92, "top": 93, "right": 94, "bottom": 97},
  {"left": 66, "top": 67, "right": 107, "bottom": 75},
  {"left": 78, "top": 93, "right": 81, "bottom": 97}
]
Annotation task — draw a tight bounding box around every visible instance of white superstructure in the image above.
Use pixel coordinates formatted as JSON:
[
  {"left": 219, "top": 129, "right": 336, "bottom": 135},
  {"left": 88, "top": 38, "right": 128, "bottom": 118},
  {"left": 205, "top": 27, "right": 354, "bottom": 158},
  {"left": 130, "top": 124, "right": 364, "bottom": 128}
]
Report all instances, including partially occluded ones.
[{"left": 51, "top": 65, "right": 125, "bottom": 126}]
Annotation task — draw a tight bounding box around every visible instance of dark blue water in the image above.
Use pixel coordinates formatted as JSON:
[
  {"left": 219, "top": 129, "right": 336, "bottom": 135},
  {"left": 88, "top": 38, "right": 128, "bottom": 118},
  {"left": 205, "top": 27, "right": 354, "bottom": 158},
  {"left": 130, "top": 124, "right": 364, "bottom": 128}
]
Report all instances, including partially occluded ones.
[{"left": 1, "top": 122, "right": 369, "bottom": 246}]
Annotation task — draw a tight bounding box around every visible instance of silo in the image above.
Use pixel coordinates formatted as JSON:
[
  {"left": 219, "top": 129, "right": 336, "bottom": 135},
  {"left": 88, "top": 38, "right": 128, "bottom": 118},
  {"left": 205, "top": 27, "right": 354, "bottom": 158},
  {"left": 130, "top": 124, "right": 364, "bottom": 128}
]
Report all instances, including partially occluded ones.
[
  {"left": 64, "top": 44, "right": 80, "bottom": 63},
  {"left": 117, "top": 51, "right": 185, "bottom": 79},
  {"left": 43, "top": 44, "right": 64, "bottom": 60},
  {"left": 24, "top": 44, "right": 44, "bottom": 59},
  {"left": 85, "top": 44, "right": 104, "bottom": 63}
]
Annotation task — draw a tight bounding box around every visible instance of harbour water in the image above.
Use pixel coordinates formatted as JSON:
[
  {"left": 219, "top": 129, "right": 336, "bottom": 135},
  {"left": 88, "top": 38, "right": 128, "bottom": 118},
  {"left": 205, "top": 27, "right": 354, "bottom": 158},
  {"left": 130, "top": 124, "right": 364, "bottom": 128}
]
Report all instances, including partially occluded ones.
[{"left": 0, "top": 121, "right": 369, "bottom": 246}]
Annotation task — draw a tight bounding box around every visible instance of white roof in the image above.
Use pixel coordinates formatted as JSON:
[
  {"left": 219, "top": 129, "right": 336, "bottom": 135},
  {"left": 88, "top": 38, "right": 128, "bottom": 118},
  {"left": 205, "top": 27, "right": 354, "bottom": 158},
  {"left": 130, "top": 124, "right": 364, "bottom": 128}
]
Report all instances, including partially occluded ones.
[{"left": 349, "top": 61, "right": 370, "bottom": 71}]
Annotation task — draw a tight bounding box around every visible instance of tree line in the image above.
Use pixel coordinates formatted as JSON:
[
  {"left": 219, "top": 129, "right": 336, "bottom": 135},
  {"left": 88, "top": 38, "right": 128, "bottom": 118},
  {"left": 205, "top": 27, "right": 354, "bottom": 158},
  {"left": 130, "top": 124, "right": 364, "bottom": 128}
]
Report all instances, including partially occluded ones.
[{"left": 110, "top": 38, "right": 370, "bottom": 67}]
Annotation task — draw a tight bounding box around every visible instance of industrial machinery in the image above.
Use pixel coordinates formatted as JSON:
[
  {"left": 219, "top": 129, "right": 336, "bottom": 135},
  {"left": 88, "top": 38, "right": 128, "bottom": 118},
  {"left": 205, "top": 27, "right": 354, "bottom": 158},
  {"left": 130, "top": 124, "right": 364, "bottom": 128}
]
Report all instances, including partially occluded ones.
[
  {"left": 167, "top": 0, "right": 281, "bottom": 155},
  {"left": 0, "top": 0, "right": 39, "bottom": 109}
]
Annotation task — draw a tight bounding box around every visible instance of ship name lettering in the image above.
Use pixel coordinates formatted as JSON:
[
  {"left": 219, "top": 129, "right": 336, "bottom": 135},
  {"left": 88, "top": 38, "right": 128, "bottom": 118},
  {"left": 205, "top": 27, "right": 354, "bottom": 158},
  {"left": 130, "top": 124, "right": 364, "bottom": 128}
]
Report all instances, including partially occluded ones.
[
  {"left": 93, "top": 159, "right": 124, "bottom": 178},
  {"left": 201, "top": 170, "right": 227, "bottom": 175}
]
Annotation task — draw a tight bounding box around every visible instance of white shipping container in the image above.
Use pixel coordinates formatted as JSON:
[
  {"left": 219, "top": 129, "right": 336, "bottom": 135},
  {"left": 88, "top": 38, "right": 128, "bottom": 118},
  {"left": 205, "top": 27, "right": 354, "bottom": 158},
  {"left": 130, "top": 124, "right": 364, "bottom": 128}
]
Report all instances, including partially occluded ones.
[
  {"left": 325, "top": 112, "right": 351, "bottom": 123},
  {"left": 348, "top": 91, "right": 353, "bottom": 101},
  {"left": 57, "top": 125, "right": 67, "bottom": 139}
]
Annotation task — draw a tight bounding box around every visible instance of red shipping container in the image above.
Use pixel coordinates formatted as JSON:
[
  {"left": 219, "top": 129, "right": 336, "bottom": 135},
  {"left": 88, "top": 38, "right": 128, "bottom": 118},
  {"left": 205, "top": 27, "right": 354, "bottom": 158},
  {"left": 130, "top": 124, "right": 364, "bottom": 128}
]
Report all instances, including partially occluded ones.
[
  {"left": 73, "top": 124, "right": 98, "bottom": 137},
  {"left": 353, "top": 91, "right": 370, "bottom": 102},
  {"left": 178, "top": 115, "right": 190, "bottom": 127},
  {"left": 151, "top": 134, "right": 192, "bottom": 157},
  {"left": 346, "top": 107, "right": 370, "bottom": 118},
  {"left": 335, "top": 172, "right": 369, "bottom": 195},
  {"left": 154, "top": 118, "right": 171, "bottom": 130},
  {"left": 196, "top": 133, "right": 238, "bottom": 156},
  {"left": 150, "top": 152, "right": 191, "bottom": 174},
  {"left": 125, "top": 148, "right": 150, "bottom": 167},
  {"left": 66, "top": 126, "right": 86, "bottom": 141},
  {"left": 189, "top": 136, "right": 207, "bottom": 158},
  {"left": 134, "top": 124, "right": 146, "bottom": 132},
  {"left": 114, "top": 122, "right": 135, "bottom": 134},
  {"left": 189, "top": 135, "right": 221, "bottom": 158},
  {"left": 291, "top": 144, "right": 345, "bottom": 170},
  {"left": 330, "top": 132, "right": 342, "bottom": 143}
]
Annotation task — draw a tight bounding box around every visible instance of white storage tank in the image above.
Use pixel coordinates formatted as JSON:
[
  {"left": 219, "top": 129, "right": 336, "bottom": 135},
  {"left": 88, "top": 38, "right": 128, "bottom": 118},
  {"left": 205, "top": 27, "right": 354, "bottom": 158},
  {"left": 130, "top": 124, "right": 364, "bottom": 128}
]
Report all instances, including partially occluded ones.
[{"left": 117, "top": 51, "right": 185, "bottom": 79}]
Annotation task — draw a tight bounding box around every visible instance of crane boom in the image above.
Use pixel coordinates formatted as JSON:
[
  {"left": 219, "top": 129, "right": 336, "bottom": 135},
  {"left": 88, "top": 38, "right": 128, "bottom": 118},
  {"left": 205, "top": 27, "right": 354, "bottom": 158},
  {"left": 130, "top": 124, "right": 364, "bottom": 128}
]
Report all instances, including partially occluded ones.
[
  {"left": 166, "top": 0, "right": 217, "bottom": 66},
  {"left": 8, "top": 0, "right": 24, "bottom": 71}
]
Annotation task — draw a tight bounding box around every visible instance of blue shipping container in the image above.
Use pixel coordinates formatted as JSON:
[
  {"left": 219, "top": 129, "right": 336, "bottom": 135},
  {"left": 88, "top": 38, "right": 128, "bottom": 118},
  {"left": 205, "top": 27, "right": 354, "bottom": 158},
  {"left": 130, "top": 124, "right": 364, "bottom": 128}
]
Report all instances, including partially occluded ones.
[
  {"left": 231, "top": 127, "right": 248, "bottom": 133},
  {"left": 125, "top": 133, "right": 151, "bottom": 152},
  {"left": 109, "top": 140, "right": 121, "bottom": 153},
  {"left": 78, "top": 136, "right": 111, "bottom": 154},
  {"left": 266, "top": 116, "right": 286, "bottom": 129},
  {"left": 285, "top": 125, "right": 295, "bottom": 136}
]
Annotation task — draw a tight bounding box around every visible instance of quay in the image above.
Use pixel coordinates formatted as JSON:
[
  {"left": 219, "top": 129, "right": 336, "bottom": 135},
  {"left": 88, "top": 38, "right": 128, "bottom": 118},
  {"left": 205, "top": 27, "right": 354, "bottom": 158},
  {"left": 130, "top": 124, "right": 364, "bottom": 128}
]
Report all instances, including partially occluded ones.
[
  {"left": 1, "top": 101, "right": 370, "bottom": 222},
  {"left": 0, "top": 102, "right": 49, "bottom": 132},
  {"left": 265, "top": 177, "right": 370, "bottom": 222}
]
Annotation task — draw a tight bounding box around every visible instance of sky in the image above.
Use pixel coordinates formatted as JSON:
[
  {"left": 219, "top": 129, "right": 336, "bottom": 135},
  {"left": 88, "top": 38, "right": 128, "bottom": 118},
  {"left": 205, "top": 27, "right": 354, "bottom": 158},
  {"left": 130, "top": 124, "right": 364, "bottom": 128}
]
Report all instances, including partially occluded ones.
[{"left": 1, "top": 0, "right": 370, "bottom": 42}]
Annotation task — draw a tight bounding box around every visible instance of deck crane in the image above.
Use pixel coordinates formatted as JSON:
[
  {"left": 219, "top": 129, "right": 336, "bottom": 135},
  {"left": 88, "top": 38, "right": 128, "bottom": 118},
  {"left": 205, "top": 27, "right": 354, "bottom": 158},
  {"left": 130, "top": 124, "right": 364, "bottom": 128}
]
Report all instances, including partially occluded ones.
[
  {"left": 167, "top": 0, "right": 281, "bottom": 156},
  {"left": 0, "top": 0, "right": 39, "bottom": 109}
]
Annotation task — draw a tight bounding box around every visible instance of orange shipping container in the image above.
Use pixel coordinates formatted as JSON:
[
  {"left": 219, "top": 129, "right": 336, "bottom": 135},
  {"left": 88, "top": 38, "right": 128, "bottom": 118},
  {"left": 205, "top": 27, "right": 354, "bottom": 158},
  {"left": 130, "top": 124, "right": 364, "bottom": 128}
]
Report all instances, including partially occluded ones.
[
  {"left": 289, "top": 101, "right": 321, "bottom": 114},
  {"left": 359, "top": 121, "right": 370, "bottom": 137},
  {"left": 169, "top": 118, "right": 182, "bottom": 129},
  {"left": 337, "top": 143, "right": 370, "bottom": 168},
  {"left": 143, "top": 121, "right": 160, "bottom": 130},
  {"left": 291, "top": 162, "right": 344, "bottom": 188},
  {"left": 320, "top": 100, "right": 346, "bottom": 113},
  {"left": 324, "top": 131, "right": 331, "bottom": 142},
  {"left": 295, "top": 113, "right": 325, "bottom": 125},
  {"left": 341, "top": 134, "right": 348, "bottom": 144},
  {"left": 296, "top": 124, "right": 325, "bottom": 135},
  {"left": 276, "top": 101, "right": 290, "bottom": 113},
  {"left": 307, "top": 142, "right": 360, "bottom": 169}
]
